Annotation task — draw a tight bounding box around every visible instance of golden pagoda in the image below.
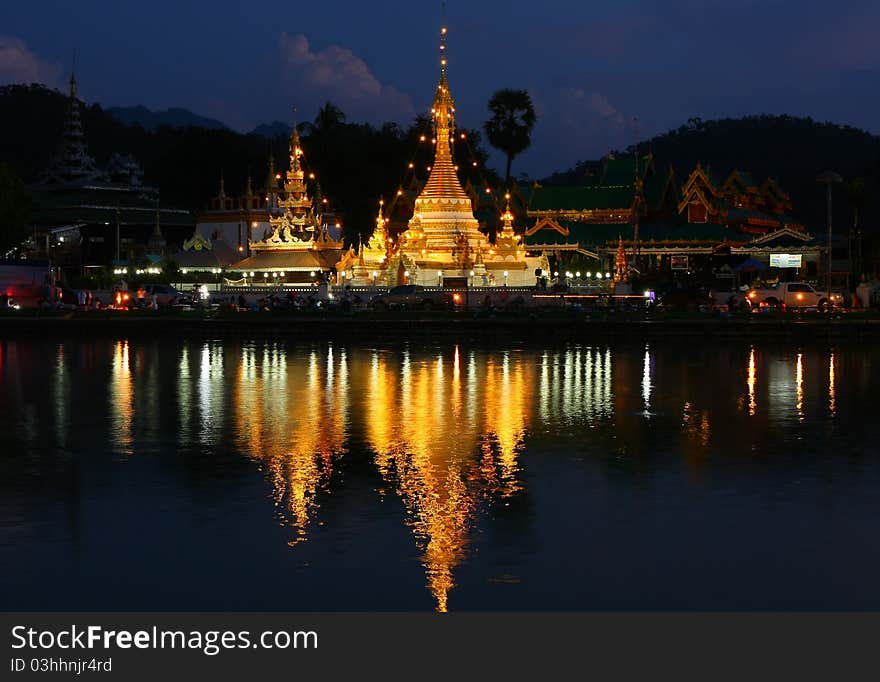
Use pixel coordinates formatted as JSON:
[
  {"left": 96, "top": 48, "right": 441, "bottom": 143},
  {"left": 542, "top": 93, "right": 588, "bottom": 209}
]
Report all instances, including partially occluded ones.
[
  {"left": 614, "top": 236, "right": 628, "bottom": 283},
  {"left": 337, "top": 199, "right": 392, "bottom": 285},
  {"left": 387, "top": 26, "right": 537, "bottom": 287},
  {"left": 231, "top": 124, "right": 345, "bottom": 280}
]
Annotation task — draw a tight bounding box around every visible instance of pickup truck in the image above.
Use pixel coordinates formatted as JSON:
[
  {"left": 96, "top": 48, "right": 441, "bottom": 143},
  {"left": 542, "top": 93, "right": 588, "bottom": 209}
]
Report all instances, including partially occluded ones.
[
  {"left": 745, "top": 282, "right": 842, "bottom": 311},
  {"left": 370, "top": 284, "right": 462, "bottom": 310}
]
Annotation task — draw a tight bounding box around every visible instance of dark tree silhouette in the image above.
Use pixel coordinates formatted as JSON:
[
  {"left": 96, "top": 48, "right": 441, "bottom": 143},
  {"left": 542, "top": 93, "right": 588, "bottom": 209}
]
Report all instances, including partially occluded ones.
[
  {"left": 313, "top": 102, "right": 346, "bottom": 133},
  {"left": 484, "top": 88, "right": 536, "bottom": 188},
  {"left": 0, "top": 162, "right": 31, "bottom": 255}
]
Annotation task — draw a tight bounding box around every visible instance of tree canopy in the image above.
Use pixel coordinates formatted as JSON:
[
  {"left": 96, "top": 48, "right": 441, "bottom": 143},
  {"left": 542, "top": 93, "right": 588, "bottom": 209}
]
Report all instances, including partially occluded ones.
[{"left": 0, "top": 162, "right": 31, "bottom": 256}]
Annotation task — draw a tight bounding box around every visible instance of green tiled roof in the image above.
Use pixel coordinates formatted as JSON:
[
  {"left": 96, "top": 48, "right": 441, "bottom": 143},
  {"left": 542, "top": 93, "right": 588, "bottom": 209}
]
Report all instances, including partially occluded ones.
[
  {"left": 600, "top": 158, "right": 638, "bottom": 186},
  {"left": 530, "top": 185, "right": 635, "bottom": 211},
  {"left": 524, "top": 222, "right": 631, "bottom": 247},
  {"left": 642, "top": 174, "right": 669, "bottom": 208},
  {"left": 525, "top": 220, "right": 743, "bottom": 248}
]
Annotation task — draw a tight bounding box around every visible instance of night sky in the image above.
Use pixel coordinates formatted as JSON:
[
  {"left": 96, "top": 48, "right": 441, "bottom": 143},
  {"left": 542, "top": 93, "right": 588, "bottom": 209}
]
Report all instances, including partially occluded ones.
[{"left": 2, "top": 0, "right": 879, "bottom": 176}]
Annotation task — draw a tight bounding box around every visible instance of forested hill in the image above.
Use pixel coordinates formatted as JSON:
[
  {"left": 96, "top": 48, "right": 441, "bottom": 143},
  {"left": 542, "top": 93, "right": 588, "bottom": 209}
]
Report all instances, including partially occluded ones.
[
  {"left": 0, "top": 84, "right": 496, "bottom": 241},
  {"left": 542, "top": 115, "right": 880, "bottom": 234}
]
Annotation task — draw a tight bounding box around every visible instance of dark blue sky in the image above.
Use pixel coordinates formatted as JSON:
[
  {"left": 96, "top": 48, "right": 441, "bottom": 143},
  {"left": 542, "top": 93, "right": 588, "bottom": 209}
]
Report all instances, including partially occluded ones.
[{"left": 2, "top": 1, "right": 879, "bottom": 176}]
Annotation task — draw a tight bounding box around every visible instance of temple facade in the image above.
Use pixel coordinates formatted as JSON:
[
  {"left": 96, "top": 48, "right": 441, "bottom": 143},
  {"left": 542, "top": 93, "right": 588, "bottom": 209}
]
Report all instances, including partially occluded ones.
[{"left": 382, "top": 26, "right": 538, "bottom": 287}]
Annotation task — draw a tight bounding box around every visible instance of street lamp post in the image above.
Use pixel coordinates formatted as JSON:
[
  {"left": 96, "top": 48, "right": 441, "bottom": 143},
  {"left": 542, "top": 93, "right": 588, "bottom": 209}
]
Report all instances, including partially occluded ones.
[{"left": 816, "top": 170, "right": 843, "bottom": 293}]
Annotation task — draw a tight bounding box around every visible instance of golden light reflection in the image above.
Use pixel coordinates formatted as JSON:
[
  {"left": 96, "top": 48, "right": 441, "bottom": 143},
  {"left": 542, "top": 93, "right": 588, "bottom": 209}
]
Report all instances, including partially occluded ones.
[
  {"left": 232, "top": 345, "right": 347, "bottom": 545},
  {"left": 796, "top": 352, "right": 804, "bottom": 422},
  {"left": 366, "top": 349, "right": 530, "bottom": 612},
  {"left": 747, "top": 347, "right": 757, "bottom": 416},
  {"left": 682, "top": 401, "right": 712, "bottom": 465},
  {"left": 110, "top": 340, "right": 133, "bottom": 454},
  {"left": 829, "top": 353, "right": 836, "bottom": 417}
]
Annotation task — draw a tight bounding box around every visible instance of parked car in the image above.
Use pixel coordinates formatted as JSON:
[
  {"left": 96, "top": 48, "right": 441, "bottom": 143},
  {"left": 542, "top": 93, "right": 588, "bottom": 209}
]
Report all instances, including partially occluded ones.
[
  {"left": 709, "top": 288, "right": 746, "bottom": 311},
  {"left": 370, "top": 285, "right": 460, "bottom": 310},
  {"left": 143, "top": 283, "right": 192, "bottom": 306},
  {"left": 745, "top": 282, "right": 841, "bottom": 311}
]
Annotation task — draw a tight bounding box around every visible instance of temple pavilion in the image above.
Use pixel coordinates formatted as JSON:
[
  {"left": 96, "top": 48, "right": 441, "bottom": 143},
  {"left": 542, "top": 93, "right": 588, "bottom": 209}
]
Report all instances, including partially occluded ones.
[
  {"left": 230, "top": 126, "right": 345, "bottom": 281},
  {"left": 378, "top": 26, "right": 539, "bottom": 287}
]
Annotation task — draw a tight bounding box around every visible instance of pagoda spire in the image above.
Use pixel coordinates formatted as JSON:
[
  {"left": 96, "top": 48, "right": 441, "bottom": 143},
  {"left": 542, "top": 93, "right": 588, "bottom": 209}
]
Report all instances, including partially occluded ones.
[
  {"left": 69, "top": 49, "right": 77, "bottom": 99},
  {"left": 36, "top": 62, "right": 105, "bottom": 187},
  {"left": 417, "top": 24, "right": 469, "bottom": 203},
  {"left": 615, "top": 235, "right": 628, "bottom": 282}
]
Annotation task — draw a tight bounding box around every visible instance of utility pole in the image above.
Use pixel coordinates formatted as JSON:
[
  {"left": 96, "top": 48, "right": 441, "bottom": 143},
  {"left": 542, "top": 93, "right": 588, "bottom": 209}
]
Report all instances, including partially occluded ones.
[{"left": 630, "top": 117, "right": 641, "bottom": 277}]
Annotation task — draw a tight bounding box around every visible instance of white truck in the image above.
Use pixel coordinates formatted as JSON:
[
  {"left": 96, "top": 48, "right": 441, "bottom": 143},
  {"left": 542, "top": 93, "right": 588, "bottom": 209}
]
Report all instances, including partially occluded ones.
[{"left": 745, "top": 282, "right": 842, "bottom": 311}]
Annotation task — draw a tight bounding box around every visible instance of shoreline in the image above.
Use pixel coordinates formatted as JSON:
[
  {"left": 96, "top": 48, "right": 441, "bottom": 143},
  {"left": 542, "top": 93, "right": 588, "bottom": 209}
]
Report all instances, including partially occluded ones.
[{"left": 2, "top": 310, "right": 879, "bottom": 341}]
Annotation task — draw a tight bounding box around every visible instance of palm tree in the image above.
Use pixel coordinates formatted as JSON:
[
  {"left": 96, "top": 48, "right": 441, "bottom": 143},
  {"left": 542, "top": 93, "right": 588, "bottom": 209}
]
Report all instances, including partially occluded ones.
[
  {"left": 483, "top": 89, "right": 536, "bottom": 188},
  {"left": 313, "top": 101, "right": 346, "bottom": 134}
]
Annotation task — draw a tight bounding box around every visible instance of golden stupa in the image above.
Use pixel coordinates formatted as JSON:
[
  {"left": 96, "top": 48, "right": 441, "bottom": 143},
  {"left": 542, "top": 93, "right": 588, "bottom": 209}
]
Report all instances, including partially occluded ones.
[{"left": 385, "top": 26, "right": 537, "bottom": 287}]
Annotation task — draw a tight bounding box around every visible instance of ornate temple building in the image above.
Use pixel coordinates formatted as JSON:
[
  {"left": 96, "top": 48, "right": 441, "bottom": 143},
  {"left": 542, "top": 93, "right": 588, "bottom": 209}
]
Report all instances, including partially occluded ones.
[
  {"left": 524, "top": 157, "right": 820, "bottom": 280},
  {"left": 381, "top": 26, "right": 538, "bottom": 287},
  {"left": 230, "top": 127, "right": 345, "bottom": 281},
  {"left": 335, "top": 200, "right": 392, "bottom": 285},
  {"left": 29, "top": 69, "right": 193, "bottom": 271},
  {"left": 190, "top": 167, "right": 279, "bottom": 261}
]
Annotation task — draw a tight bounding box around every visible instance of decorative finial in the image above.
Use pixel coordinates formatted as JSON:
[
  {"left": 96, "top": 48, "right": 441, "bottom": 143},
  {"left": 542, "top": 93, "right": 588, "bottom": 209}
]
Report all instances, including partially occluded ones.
[
  {"left": 440, "top": 22, "right": 448, "bottom": 79},
  {"left": 291, "top": 105, "right": 300, "bottom": 145}
]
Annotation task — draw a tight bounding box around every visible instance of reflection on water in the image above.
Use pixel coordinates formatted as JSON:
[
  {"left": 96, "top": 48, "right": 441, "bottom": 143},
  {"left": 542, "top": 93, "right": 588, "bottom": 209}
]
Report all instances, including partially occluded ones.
[
  {"left": 796, "top": 352, "right": 804, "bottom": 422},
  {"left": 367, "top": 347, "right": 528, "bottom": 611},
  {"left": 110, "top": 340, "right": 133, "bottom": 454},
  {"left": 747, "top": 347, "right": 757, "bottom": 416},
  {"left": 829, "top": 353, "right": 836, "bottom": 417},
  {"left": 1, "top": 339, "right": 878, "bottom": 611},
  {"left": 232, "top": 344, "right": 348, "bottom": 546}
]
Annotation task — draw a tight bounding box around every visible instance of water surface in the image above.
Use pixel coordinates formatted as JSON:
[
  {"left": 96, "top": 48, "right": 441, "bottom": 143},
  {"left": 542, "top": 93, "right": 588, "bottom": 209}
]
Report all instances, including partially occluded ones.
[{"left": 1, "top": 338, "right": 878, "bottom": 611}]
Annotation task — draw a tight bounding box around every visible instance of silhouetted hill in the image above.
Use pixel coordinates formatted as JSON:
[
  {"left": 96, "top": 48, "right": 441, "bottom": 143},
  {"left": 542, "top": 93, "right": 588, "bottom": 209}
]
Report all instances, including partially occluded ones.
[
  {"left": 542, "top": 115, "right": 880, "bottom": 234},
  {"left": 106, "top": 105, "right": 229, "bottom": 131},
  {"left": 250, "top": 121, "right": 293, "bottom": 138}
]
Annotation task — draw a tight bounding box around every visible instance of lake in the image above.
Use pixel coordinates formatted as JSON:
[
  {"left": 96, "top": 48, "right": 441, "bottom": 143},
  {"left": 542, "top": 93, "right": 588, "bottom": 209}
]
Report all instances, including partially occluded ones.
[{"left": 1, "top": 337, "right": 878, "bottom": 611}]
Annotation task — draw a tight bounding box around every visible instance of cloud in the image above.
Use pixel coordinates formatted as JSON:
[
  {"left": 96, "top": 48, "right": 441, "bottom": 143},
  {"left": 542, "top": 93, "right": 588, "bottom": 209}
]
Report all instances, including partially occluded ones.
[
  {"left": 0, "top": 36, "right": 62, "bottom": 88},
  {"left": 557, "top": 88, "right": 636, "bottom": 152},
  {"left": 278, "top": 33, "right": 414, "bottom": 123}
]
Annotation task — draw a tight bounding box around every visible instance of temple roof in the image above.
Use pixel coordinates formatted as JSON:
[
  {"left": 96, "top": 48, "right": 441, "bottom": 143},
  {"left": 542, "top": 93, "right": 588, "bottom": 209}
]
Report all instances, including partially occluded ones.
[
  {"left": 529, "top": 185, "right": 635, "bottom": 212},
  {"left": 230, "top": 249, "right": 342, "bottom": 272},
  {"left": 524, "top": 219, "right": 745, "bottom": 247}
]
